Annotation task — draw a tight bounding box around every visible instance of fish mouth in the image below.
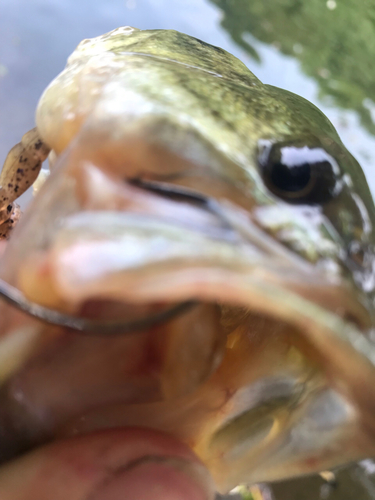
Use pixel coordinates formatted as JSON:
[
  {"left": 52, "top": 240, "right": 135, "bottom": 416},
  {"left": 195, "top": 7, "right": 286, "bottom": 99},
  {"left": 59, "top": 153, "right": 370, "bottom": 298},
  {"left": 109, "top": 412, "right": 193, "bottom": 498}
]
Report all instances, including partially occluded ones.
[{"left": 0, "top": 151, "right": 375, "bottom": 492}]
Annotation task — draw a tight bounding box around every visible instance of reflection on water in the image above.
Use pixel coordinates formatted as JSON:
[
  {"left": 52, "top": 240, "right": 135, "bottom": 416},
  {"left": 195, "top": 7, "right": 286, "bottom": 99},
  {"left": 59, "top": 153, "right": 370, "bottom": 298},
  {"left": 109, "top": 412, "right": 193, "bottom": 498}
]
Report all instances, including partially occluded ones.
[
  {"left": 212, "top": 0, "right": 375, "bottom": 135},
  {"left": 1, "top": 0, "right": 375, "bottom": 499}
]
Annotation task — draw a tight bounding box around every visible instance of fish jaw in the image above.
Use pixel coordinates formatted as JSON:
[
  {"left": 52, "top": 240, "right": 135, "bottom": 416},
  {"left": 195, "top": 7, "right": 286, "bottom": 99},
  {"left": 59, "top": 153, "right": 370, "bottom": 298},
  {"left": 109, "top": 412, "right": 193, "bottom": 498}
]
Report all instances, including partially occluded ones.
[{"left": 0, "top": 139, "right": 375, "bottom": 493}]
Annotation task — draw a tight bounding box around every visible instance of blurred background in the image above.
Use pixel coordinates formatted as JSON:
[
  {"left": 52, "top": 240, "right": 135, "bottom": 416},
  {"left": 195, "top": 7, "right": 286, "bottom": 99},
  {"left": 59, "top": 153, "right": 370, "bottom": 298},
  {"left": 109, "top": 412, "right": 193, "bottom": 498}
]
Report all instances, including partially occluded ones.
[{"left": 1, "top": 0, "right": 375, "bottom": 498}]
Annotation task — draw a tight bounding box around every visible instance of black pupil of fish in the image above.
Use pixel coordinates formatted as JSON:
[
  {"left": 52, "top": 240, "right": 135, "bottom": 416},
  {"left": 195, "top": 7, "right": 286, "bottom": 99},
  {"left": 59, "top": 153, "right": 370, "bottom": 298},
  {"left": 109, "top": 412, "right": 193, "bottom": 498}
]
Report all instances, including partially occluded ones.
[{"left": 270, "top": 160, "right": 311, "bottom": 192}]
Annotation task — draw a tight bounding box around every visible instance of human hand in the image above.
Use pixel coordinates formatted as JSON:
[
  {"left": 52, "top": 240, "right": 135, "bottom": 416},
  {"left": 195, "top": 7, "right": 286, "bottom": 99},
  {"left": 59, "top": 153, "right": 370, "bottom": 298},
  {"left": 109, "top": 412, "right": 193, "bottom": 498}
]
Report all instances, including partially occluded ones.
[{"left": 0, "top": 428, "right": 215, "bottom": 500}]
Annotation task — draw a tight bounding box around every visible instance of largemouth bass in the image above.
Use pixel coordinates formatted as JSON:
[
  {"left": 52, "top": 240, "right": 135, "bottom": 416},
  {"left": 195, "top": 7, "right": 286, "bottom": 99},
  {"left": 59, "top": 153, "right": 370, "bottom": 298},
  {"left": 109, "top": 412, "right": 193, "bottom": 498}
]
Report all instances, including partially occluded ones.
[{"left": 0, "top": 27, "right": 375, "bottom": 493}]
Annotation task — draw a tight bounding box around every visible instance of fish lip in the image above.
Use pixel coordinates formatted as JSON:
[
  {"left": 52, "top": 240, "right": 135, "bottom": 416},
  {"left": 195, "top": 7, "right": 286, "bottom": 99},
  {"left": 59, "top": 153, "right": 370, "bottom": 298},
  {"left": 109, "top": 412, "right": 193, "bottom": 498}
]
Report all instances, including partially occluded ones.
[
  {"left": 0, "top": 202, "right": 370, "bottom": 347},
  {"left": 44, "top": 204, "right": 371, "bottom": 330},
  {"left": 4, "top": 178, "right": 371, "bottom": 336}
]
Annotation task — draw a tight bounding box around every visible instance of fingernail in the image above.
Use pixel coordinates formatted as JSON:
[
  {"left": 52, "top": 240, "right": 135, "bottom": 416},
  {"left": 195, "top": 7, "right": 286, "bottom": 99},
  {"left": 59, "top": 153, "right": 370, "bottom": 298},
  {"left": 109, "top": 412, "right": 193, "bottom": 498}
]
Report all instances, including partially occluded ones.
[{"left": 90, "top": 456, "right": 215, "bottom": 500}]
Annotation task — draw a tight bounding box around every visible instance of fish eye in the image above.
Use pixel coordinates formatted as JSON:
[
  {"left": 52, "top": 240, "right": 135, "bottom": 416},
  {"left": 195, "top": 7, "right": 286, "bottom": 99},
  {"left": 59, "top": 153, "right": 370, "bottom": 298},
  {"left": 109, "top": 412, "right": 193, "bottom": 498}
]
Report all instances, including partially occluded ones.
[{"left": 258, "top": 140, "right": 340, "bottom": 204}]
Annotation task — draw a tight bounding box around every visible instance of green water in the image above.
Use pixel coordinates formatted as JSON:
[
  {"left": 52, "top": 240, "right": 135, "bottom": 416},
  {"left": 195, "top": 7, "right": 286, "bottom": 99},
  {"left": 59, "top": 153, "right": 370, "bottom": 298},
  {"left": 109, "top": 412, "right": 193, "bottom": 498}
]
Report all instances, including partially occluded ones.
[{"left": 1, "top": 0, "right": 375, "bottom": 498}]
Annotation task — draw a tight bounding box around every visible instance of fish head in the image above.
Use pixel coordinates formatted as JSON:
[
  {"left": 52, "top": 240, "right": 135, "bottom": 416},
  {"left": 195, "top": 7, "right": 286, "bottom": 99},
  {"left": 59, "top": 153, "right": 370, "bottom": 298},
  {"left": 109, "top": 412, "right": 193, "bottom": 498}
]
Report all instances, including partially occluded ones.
[{"left": 1, "top": 27, "right": 375, "bottom": 492}]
